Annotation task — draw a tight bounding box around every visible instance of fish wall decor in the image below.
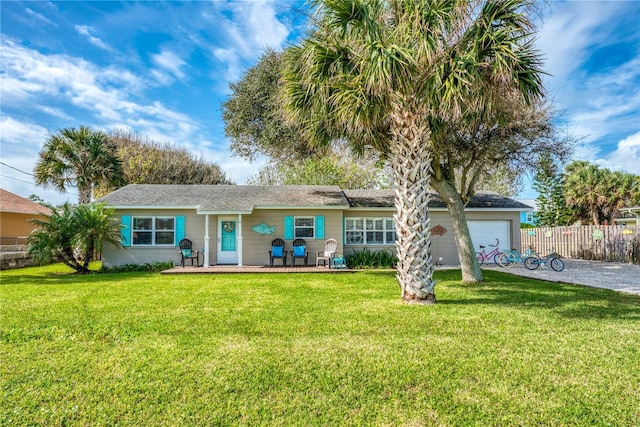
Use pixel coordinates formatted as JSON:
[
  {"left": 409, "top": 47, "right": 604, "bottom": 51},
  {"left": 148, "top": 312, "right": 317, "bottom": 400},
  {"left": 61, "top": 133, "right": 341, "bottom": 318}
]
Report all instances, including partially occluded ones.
[{"left": 252, "top": 223, "right": 276, "bottom": 235}]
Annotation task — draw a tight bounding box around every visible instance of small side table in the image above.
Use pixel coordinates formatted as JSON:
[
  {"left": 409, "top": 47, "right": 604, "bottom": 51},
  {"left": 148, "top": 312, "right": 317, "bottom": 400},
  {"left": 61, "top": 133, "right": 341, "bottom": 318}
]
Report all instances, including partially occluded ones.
[{"left": 331, "top": 256, "right": 346, "bottom": 269}]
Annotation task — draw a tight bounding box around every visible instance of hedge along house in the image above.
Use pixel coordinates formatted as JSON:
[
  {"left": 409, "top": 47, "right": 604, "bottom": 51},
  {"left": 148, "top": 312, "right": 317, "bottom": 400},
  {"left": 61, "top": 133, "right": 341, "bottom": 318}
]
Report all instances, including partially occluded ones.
[{"left": 98, "top": 184, "right": 530, "bottom": 268}]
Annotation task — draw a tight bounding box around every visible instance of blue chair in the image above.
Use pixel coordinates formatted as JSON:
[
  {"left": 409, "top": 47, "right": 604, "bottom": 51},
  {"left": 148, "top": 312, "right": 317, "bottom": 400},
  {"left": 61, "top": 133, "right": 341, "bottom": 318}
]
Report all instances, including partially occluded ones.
[
  {"left": 269, "top": 238, "right": 287, "bottom": 266},
  {"left": 291, "top": 238, "right": 308, "bottom": 266}
]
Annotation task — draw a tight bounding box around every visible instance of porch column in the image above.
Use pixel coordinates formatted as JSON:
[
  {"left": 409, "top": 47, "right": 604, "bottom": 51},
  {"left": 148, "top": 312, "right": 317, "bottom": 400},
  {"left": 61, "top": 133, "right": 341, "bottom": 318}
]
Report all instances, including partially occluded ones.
[
  {"left": 237, "top": 214, "right": 243, "bottom": 266},
  {"left": 204, "top": 214, "right": 210, "bottom": 268}
]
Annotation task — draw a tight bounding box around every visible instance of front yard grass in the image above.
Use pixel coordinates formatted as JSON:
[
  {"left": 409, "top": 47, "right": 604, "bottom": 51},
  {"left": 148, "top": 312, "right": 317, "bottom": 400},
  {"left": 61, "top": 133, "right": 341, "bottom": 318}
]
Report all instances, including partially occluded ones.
[{"left": 1, "top": 264, "right": 639, "bottom": 426}]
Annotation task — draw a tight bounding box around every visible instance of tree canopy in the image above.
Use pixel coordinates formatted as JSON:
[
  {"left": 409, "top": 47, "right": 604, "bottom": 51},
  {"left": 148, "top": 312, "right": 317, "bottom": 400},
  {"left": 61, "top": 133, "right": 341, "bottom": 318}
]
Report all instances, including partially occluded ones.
[
  {"left": 563, "top": 161, "right": 639, "bottom": 225},
  {"left": 222, "top": 48, "right": 389, "bottom": 189},
  {"left": 34, "top": 126, "right": 126, "bottom": 204},
  {"left": 93, "top": 129, "right": 232, "bottom": 197},
  {"left": 222, "top": 49, "right": 313, "bottom": 162}
]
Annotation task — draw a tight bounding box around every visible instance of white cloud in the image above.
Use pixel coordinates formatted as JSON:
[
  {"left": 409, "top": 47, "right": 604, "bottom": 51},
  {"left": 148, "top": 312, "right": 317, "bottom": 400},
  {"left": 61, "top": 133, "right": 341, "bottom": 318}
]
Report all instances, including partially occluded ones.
[
  {"left": 534, "top": 2, "right": 640, "bottom": 177},
  {"left": 203, "top": 1, "right": 292, "bottom": 83},
  {"left": 595, "top": 132, "right": 640, "bottom": 175},
  {"left": 1, "top": 38, "right": 198, "bottom": 141},
  {"left": 537, "top": 2, "right": 625, "bottom": 80},
  {"left": 25, "top": 7, "right": 55, "bottom": 26},
  {"left": 151, "top": 49, "right": 187, "bottom": 82},
  {"left": 75, "top": 25, "right": 113, "bottom": 51},
  {"left": 0, "top": 117, "right": 75, "bottom": 205},
  {"left": 198, "top": 145, "right": 266, "bottom": 184}
]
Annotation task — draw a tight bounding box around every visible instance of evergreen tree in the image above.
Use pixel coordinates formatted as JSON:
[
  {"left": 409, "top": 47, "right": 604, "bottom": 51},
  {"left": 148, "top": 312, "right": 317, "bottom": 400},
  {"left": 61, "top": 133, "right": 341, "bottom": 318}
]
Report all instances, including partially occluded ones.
[{"left": 533, "top": 155, "right": 570, "bottom": 226}]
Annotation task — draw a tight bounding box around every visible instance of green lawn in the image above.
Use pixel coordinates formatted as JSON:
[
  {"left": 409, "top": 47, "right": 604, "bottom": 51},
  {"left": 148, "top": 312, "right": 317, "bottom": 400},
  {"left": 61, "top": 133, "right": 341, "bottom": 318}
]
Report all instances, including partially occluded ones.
[{"left": 1, "top": 264, "right": 639, "bottom": 426}]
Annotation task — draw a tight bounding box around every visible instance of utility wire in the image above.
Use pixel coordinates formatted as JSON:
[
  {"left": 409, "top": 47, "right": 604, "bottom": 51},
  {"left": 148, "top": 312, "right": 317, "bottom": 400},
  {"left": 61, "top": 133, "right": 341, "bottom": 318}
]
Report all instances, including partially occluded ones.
[
  {"left": 0, "top": 161, "right": 34, "bottom": 176},
  {"left": 0, "top": 173, "right": 36, "bottom": 185},
  {"left": 0, "top": 173, "right": 79, "bottom": 197}
]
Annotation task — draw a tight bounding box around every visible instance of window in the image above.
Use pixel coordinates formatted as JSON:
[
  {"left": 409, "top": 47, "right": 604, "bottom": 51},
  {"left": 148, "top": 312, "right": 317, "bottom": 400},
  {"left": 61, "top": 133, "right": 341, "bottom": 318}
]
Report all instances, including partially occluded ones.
[
  {"left": 346, "top": 217, "right": 396, "bottom": 245},
  {"left": 294, "top": 217, "right": 315, "bottom": 238},
  {"left": 525, "top": 212, "right": 534, "bottom": 223},
  {"left": 132, "top": 216, "right": 175, "bottom": 246}
]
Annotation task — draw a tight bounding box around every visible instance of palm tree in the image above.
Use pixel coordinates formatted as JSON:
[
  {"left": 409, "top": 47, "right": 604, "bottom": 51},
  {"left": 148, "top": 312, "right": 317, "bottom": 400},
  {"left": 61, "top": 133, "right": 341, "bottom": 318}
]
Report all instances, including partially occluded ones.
[
  {"left": 564, "top": 161, "right": 607, "bottom": 225},
  {"left": 34, "top": 126, "right": 126, "bottom": 204},
  {"left": 282, "top": 0, "right": 544, "bottom": 304},
  {"left": 28, "top": 203, "right": 122, "bottom": 273}
]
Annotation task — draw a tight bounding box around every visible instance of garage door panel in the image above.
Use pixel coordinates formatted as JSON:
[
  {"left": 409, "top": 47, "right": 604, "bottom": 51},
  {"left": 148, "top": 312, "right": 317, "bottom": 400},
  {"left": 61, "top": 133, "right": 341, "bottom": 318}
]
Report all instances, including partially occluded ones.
[{"left": 467, "top": 221, "right": 510, "bottom": 263}]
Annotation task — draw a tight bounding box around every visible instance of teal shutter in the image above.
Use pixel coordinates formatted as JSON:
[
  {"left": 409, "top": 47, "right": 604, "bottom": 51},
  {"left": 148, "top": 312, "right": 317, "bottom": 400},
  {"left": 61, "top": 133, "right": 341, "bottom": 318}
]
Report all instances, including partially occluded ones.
[
  {"left": 175, "top": 216, "right": 185, "bottom": 245},
  {"left": 121, "top": 215, "right": 131, "bottom": 247},
  {"left": 284, "top": 216, "right": 294, "bottom": 240},
  {"left": 315, "top": 215, "right": 325, "bottom": 239}
]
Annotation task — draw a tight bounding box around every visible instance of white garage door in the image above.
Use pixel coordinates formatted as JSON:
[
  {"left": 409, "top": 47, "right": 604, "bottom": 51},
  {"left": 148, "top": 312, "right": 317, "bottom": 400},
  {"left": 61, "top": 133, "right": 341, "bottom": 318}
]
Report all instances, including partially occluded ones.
[{"left": 467, "top": 221, "right": 511, "bottom": 263}]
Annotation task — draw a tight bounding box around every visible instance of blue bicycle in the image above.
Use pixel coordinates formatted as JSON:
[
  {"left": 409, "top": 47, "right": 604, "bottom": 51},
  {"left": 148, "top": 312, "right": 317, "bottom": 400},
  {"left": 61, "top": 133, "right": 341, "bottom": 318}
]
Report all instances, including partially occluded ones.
[
  {"left": 497, "top": 246, "right": 537, "bottom": 268},
  {"left": 523, "top": 248, "right": 565, "bottom": 271}
]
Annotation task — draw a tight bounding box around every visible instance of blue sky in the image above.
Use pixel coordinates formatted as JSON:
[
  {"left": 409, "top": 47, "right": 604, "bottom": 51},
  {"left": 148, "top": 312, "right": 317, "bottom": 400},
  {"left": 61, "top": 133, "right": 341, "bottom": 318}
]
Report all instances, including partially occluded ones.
[{"left": 1, "top": 1, "right": 639, "bottom": 205}]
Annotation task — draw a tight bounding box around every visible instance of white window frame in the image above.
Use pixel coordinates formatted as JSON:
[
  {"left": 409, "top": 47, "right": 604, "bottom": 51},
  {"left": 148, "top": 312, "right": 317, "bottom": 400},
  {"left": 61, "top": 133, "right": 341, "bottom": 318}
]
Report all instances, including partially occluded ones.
[
  {"left": 345, "top": 217, "right": 396, "bottom": 245},
  {"left": 131, "top": 216, "right": 176, "bottom": 246},
  {"left": 294, "top": 216, "right": 315, "bottom": 239},
  {"left": 525, "top": 212, "right": 534, "bottom": 223}
]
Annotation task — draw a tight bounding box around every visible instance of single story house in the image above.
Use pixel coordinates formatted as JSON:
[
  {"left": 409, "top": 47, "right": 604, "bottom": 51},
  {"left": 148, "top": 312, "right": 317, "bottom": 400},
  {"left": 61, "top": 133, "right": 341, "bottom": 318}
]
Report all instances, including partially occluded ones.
[
  {"left": 98, "top": 184, "right": 530, "bottom": 267},
  {"left": 0, "top": 188, "right": 52, "bottom": 246}
]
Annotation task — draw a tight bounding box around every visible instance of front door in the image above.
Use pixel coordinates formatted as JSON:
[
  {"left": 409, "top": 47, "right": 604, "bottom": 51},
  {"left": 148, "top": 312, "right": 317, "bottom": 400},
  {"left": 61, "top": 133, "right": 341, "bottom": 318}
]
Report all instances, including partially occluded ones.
[{"left": 217, "top": 218, "right": 238, "bottom": 264}]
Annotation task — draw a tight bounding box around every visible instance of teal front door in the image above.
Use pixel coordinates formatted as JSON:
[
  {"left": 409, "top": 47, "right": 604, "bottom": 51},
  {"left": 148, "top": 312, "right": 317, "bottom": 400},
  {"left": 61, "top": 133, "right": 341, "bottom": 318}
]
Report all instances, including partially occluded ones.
[{"left": 217, "top": 218, "right": 237, "bottom": 264}]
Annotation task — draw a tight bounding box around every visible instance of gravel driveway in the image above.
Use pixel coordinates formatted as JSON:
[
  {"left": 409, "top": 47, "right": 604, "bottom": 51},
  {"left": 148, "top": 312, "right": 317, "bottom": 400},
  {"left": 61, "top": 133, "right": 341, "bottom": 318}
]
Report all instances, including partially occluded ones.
[{"left": 482, "top": 259, "right": 640, "bottom": 295}]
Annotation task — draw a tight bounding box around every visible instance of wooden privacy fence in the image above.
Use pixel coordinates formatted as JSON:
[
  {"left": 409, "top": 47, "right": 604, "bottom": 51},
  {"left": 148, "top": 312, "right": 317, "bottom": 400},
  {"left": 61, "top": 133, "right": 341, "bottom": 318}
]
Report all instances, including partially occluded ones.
[{"left": 520, "top": 225, "right": 640, "bottom": 264}]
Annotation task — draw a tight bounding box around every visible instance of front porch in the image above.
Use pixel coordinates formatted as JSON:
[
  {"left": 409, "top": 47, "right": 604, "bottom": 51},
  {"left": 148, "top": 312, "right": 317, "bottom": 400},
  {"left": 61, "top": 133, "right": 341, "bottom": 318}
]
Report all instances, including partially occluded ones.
[{"left": 161, "top": 264, "right": 354, "bottom": 275}]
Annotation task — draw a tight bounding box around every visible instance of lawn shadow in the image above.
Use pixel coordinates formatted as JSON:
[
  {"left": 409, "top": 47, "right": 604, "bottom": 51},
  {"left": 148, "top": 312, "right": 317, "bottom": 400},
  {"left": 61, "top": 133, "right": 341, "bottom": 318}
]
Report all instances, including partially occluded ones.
[
  {"left": 0, "top": 271, "right": 149, "bottom": 286},
  {"left": 437, "top": 269, "right": 640, "bottom": 321}
]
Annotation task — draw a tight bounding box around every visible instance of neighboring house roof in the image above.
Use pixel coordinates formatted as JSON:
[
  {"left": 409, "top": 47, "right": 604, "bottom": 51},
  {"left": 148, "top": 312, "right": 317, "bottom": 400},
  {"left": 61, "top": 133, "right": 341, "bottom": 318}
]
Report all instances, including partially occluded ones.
[
  {"left": 99, "top": 184, "right": 529, "bottom": 213},
  {"left": 516, "top": 199, "right": 537, "bottom": 211},
  {"left": 0, "top": 189, "right": 52, "bottom": 215},
  {"left": 97, "top": 184, "right": 351, "bottom": 214},
  {"left": 344, "top": 189, "right": 531, "bottom": 210}
]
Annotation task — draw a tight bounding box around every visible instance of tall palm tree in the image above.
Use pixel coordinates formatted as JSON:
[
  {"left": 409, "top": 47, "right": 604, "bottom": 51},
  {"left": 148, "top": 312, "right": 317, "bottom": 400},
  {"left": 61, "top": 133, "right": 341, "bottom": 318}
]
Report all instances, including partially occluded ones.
[
  {"left": 34, "top": 126, "right": 126, "bottom": 204},
  {"left": 282, "top": 0, "right": 544, "bottom": 304}
]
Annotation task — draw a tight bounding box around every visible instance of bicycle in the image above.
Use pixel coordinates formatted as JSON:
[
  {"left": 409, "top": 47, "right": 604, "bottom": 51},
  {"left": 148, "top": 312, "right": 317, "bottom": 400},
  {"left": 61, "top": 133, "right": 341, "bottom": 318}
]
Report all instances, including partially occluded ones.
[
  {"left": 523, "top": 248, "right": 565, "bottom": 271},
  {"left": 497, "top": 246, "right": 537, "bottom": 268},
  {"left": 476, "top": 239, "right": 502, "bottom": 265}
]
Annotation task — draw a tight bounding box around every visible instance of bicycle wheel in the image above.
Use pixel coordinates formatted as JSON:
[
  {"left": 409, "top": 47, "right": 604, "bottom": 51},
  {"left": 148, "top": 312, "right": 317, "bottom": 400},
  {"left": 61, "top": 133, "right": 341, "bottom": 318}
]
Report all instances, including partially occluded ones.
[
  {"left": 493, "top": 253, "right": 502, "bottom": 265},
  {"left": 497, "top": 252, "right": 516, "bottom": 268},
  {"left": 550, "top": 257, "right": 565, "bottom": 272},
  {"left": 523, "top": 256, "right": 540, "bottom": 270},
  {"left": 476, "top": 253, "right": 485, "bottom": 265}
]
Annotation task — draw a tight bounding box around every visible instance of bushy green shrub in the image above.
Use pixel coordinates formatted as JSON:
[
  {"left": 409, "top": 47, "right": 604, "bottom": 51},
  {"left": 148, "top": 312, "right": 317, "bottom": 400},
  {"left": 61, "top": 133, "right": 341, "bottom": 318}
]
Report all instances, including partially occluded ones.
[
  {"left": 345, "top": 248, "right": 397, "bottom": 269},
  {"left": 99, "top": 261, "right": 174, "bottom": 274}
]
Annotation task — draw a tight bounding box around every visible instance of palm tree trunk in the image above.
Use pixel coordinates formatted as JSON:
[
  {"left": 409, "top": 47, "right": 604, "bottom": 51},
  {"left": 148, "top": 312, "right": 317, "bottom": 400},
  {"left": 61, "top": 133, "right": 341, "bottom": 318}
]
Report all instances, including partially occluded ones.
[
  {"left": 430, "top": 179, "right": 483, "bottom": 282},
  {"left": 390, "top": 105, "right": 436, "bottom": 304},
  {"left": 78, "top": 185, "right": 92, "bottom": 205}
]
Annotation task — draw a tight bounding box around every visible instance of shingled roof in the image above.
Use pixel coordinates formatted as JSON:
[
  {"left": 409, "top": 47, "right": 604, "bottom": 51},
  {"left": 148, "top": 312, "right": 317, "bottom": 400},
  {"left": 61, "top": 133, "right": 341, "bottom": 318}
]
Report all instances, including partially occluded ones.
[
  {"left": 343, "top": 189, "right": 531, "bottom": 209},
  {"left": 97, "top": 184, "right": 350, "bottom": 213},
  {"left": 0, "top": 189, "right": 52, "bottom": 215},
  {"left": 99, "top": 184, "right": 531, "bottom": 212}
]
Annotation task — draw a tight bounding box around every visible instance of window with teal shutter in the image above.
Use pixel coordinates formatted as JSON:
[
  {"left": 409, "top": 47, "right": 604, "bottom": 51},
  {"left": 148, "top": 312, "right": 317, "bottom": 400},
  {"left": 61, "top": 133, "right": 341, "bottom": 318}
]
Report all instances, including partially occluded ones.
[
  {"left": 315, "top": 215, "right": 325, "bottom": 239},
  {"left": 284, "top": 216, "right": 294, "bottom": 240},
  {"left": 121, "top": 215, "right": 131, "bottom": 247}
]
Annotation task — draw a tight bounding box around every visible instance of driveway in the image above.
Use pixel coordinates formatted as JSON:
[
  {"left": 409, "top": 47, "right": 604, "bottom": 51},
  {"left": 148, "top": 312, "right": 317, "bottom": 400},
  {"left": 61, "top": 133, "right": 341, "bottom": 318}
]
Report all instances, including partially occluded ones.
[{"left": 482, "top": 259, "right": 640, "bottom": 296}]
